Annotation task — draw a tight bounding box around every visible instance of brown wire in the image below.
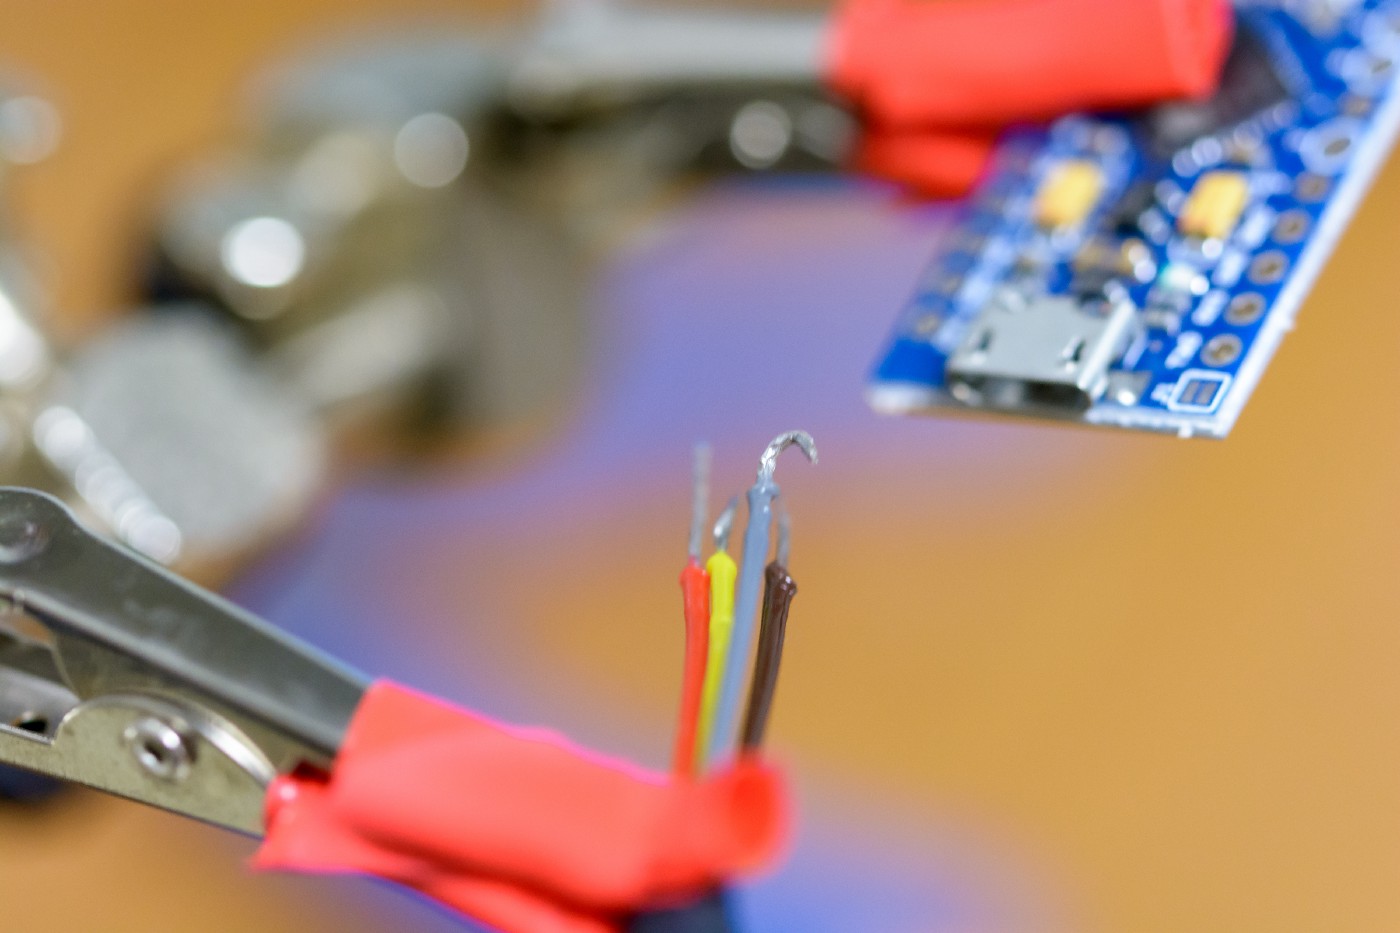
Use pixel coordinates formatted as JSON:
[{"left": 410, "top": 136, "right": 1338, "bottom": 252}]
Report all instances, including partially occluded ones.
[{"left": 739, "top": 561, "right": 797, "bottom": 753}]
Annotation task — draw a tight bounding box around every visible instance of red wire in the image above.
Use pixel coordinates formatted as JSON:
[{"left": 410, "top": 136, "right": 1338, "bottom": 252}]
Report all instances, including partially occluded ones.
[{"left": 672, "top": 559, "right": 711, "bottom": 777}]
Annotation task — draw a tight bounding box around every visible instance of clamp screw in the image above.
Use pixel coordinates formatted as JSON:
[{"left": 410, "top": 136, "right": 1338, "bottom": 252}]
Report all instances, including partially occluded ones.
[{"left": 123, "top": 717, "right": 192, "bottom": 782}]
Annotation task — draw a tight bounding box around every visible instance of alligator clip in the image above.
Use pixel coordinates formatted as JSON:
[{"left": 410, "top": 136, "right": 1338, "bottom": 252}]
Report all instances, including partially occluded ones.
[{"left": 0, "top": 486, "right": 367, "bottom": 834}]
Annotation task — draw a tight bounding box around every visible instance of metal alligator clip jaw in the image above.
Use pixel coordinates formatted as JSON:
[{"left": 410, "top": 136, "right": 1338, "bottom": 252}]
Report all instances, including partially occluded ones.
[{"left": 0, "top": 486, "right": 368, "bottom": 834}]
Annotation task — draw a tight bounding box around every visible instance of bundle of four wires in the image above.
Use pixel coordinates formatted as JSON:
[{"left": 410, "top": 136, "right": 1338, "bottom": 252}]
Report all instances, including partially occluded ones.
[{"left": 671, "top": 431, "right": 815, "bottom": 780}]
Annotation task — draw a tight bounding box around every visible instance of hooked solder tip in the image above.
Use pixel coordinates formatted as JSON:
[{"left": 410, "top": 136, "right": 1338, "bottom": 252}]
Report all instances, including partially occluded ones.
[{"left": 757, "top": 430, "right": 817, "bottom": 484}]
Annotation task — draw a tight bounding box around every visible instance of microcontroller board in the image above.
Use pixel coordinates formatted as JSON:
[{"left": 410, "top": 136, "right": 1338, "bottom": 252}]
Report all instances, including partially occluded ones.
[{"left": 867, "top": 1, "right": 1400, "bottom": 438}]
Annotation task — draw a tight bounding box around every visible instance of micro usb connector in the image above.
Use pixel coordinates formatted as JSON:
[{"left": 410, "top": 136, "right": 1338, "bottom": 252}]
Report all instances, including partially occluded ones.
[{"left": 946, "top": 287, "right": 1139, "bottom": 413}]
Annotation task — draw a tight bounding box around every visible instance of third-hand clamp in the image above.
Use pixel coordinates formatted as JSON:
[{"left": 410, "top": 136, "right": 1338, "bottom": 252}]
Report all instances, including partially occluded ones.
[{"left": 0, "top": 486, "right": 786, "bottom": 932}]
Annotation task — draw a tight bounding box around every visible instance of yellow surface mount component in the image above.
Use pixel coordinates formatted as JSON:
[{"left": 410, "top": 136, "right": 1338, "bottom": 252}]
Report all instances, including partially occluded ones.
[
  {"left": 693, "top": 549, "right": 737, "bottom": 770},
  {"left": 1035, "top": 159, "right": 1105, "bottom": 228},
  {"left": 1179, "top": 170, "right": 1249, "bottom": 239}
]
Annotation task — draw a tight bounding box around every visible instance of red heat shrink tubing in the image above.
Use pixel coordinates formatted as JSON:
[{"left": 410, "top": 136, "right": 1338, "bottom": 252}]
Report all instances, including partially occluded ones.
[
  {"left": 673, "top": 561, "right": 711, "bottom": 777},
  {"left": 254, "top": 681, "right": 789, "bottom": 933},
  {"left": 828, "top": 0, "right": 1234, "bottom": 126},
  {"left": 828, "top": 0, "right": 1233, "bottom": 195}
]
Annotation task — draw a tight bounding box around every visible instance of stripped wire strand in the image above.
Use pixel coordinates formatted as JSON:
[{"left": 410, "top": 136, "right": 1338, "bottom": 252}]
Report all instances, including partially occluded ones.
[{"left": 688, "top": 443, "right": 710, "bottom": 562}]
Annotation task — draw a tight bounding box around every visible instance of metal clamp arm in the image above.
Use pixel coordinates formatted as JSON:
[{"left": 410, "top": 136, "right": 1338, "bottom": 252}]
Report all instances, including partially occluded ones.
[{"left": 0, "top": 487, "right": 368, "bottom": 833}]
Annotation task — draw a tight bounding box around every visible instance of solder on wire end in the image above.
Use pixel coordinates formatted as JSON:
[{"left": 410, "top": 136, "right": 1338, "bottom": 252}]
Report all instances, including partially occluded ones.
[
  {"left": 757, "top": 430, "right": 817, "bottom": 484},
  {"left": 713, "top": 496, "right": 738, "bottom": 553},
  {"left": 775, "top": 506, "right": 791, "bottom": 567},
  {"left": 689, "top": 442, "right": 712, "bottom": 561}
]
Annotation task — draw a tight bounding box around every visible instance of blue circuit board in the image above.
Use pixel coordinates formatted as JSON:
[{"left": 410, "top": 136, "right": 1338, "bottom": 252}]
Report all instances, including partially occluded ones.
[{"left": 867, "top": 0, "right": 1400, "bottom": 438}]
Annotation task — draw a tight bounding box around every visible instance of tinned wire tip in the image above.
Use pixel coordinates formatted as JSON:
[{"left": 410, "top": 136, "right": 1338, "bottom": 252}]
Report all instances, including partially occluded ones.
[
  {"left": 689, "top": 442, "right": 711, "bottom": 560},
  {"left": 775, "top": 506, "right": 791, "bottom": 568},
  {"left": 757, "top": 430, "right": 817, "bottom": 485},
  {"left": 712, "top": 496, "right": 738, "bottom": 553}
]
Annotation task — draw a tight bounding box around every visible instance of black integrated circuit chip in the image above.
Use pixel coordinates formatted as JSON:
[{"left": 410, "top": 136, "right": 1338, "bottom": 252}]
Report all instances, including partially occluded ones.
[{"left": 1145, "top": 23, "right": 1292, "bottom": 154}]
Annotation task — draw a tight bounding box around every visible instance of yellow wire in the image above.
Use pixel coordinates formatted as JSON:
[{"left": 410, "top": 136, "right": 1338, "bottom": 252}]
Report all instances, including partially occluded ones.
[{"left": 693, "top": 549, "right": 737, "bottom": 771}]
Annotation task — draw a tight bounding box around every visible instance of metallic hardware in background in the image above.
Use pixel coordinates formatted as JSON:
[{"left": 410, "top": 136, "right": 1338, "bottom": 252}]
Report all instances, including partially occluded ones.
[
  {"left": 0, "top": 6, "right": 853, "bottom": 578},
  {"left": 506, "top": 4, "right": 830, "bottom": 113},
  {"left": 145, "top": 5, "right": 854, "bottom": 437},
  {"left": 0, "top": 86, "right": 327, "bottom": 576}
]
